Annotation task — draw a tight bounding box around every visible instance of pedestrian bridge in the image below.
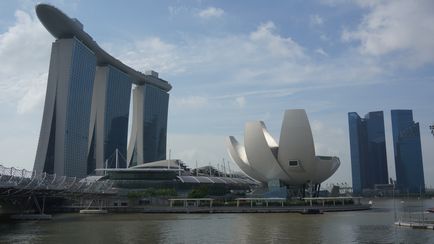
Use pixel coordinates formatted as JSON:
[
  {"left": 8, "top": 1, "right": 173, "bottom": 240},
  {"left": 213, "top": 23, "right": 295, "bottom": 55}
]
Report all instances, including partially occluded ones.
[
  {"left": 0, "top": 164, "right": 113, "bottom": 196},
  {"left": 0, "top": 164, "right": 114, "bottom": 214}
]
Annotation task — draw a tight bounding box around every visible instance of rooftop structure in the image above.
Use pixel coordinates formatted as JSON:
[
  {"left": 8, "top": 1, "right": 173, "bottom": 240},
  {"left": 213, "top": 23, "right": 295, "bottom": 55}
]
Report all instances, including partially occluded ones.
[
  {"left": 35, "top": 4, "right": 171, "bottom": 91},
  {"left": 96, "top": 160, "right": 257, "bottom": 191}
]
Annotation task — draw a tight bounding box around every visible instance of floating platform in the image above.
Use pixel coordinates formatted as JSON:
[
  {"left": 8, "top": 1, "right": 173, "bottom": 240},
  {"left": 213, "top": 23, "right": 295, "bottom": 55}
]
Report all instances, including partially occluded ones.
[
  {"left": 10, "top": 214, "right": 52, "bottom": 220},
  {"left": 395, "top": 221, "right": 434, "bottom": 230},
  {"left": 136, "top": 204, "right": 371, "bottom": 214},
  {"left": 79, "top": 209, "right": 108, "bottom": 214}
]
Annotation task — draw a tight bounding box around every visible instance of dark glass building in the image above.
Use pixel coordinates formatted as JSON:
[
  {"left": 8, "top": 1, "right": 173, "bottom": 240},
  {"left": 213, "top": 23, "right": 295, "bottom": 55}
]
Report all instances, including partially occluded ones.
[
  {"left": 87, "top": 65, "right": 132, "bottom": 174},
  {"left": 128, "top": 81, "right": 169, "bottom": 167},
  {"left": 348, "top": 111, "right": 389, "bottom": 194},
  {"left": 34, "top": 4, "right": 172, "bottom": 177},
  {"left": 391, "top": 110, "right": 425, "bottom": 193},
  {"left": 34, "top": 38, "right": 96, "bottom": 177}
]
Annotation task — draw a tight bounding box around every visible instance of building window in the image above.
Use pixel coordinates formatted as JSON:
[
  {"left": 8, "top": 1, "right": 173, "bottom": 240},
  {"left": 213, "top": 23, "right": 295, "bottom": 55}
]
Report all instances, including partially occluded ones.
[{"left": 289, "top": 160, "right": 299, "bottom": 167}]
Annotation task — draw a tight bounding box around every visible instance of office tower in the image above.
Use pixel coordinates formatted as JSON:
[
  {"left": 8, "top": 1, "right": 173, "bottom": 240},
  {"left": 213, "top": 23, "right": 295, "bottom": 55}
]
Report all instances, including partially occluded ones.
[
  {"left": 391, "top": 110, "right": 425, "bottom": 193},
  {"left": 34, "top": 38, "right": 96, "bottom": 177},
  {"left": 127, "top": 78, "right": 169, "bottom": 167},
  {"left": 348, "top": 111, "right": 388, "bottom": 194},
  {"left": 87, "top": 65, "right": 132, "bottom": 174}
]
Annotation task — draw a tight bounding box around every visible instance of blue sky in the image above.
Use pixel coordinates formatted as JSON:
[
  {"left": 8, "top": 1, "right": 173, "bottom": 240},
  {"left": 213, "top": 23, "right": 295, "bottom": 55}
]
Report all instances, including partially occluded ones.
[{"left": 0, "top": 0, "right": 433, "bottom": 187}]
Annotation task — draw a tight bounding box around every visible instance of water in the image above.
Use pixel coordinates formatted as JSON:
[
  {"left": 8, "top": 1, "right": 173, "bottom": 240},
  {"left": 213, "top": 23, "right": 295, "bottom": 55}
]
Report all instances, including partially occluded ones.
[{"left": 1, "top": 199, "right": 434, "bottom": 243}]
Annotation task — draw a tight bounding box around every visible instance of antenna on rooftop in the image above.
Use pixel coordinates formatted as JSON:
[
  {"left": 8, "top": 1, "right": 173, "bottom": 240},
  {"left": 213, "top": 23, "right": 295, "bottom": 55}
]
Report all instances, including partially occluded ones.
[
  {"left": 227, "top": 159, "right": 232, "bottom": 178},
  {"left": 115, "top": 148, "right": 119, "bottom": 169},
  {"left": 222, "top": 158, "right": 227, "bottom": 177}
]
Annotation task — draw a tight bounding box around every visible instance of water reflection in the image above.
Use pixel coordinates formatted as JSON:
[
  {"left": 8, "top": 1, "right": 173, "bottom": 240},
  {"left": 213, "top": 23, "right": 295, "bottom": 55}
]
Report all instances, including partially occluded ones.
[{"left": 1, "top": 199, "right": 434, "bottom": 243}]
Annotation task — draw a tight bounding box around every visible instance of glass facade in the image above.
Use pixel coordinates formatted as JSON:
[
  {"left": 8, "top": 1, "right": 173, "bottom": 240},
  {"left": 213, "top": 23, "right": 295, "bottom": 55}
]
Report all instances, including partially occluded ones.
[
  {"left": 348, "top": 111, "right": 388, "bottom": 194},
  {"left": 63, "top": 38, "right": 96, "bottom": 177},
  {"left": 391, "top": 110, "right": 425, "bottom": 193},
  {"left": 35, "top": 37, "right": 97, "bottom": 177},
  {"left": 87, "top": 65, "right": 132, "bottom": 174},
  {"left": 103, "top": 66, "right": 132, "bottom": 168},
  {"left": 129, "top": 84, "right": 169, "bottom": 166}
]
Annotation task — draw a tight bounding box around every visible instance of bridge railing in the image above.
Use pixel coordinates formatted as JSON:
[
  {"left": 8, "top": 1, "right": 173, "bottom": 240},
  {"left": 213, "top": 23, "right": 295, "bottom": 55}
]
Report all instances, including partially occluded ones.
[{"left": 0, "top": 164, "right": 113, "bottom": 195}]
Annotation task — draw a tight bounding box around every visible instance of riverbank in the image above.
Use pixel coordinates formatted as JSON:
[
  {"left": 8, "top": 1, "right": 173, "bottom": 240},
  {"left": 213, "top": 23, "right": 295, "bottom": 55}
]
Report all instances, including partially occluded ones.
[
  {"left": 2, "top": 199, "right": 434, "bottom": 243},
  {"left": 56, "top": 203, "right": 371, "bottom": 214}
]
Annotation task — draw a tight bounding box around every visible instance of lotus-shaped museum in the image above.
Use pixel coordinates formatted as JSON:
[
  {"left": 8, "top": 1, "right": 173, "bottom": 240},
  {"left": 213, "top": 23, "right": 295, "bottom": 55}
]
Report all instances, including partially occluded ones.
[{"left": 226, "top": 109, "right": 340, "bottom": 186}]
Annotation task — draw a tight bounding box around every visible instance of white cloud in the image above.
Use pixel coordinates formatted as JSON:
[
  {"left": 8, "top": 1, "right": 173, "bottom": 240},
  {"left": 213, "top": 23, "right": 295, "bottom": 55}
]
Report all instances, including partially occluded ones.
[
  {"left": 167, "top": 133, "right": 229, "bottom": 167},
  {"left": 16, "top": 72, "right": 48, "bottom": 114},
  {"left": 168, "top": 5, "right": 190, "bottom": 17},
  {"left": 250, "top": 21, "right": 305, "bottom": 59},
  {"left": 114, "top": 20, "right": 385, "bottom": 99},
  {"left": 315, "top": 48, "right": 328, "bottom": 56},
  {"left": 342, "top": 0, "right": 434, "bottom": 67},
  {"left": 115, "top": 37, "right": 183, "bottom": 74},
  {"left": 310, "top": 14, "right": 324, "bottom": 26},
  {"left": 311, "top": 120, "right": 350, "bottom": 184},
  {"left": 235, "top": 96, "right": 246, "bottom": 108},
  {"left": 198, "top": 7, "right": 224, "bottom": 18},
  {"left": 172, "top": 96, "right": 208, "bottom": 109},
  {"left": 320, "top": 0, "right": 354, "bottom": 6},
  {"left": 0, "top": 10, "right": 52, "bottom": 113}
]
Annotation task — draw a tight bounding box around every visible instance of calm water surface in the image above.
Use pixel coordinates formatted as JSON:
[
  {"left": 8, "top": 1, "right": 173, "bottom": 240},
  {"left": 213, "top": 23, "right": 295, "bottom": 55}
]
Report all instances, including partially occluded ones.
[{"left": 1, "top": 199, "right": 434, "bottom": 243}]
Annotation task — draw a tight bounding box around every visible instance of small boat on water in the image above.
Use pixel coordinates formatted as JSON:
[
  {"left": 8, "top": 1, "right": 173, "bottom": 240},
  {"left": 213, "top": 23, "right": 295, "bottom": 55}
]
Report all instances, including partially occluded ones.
[
  {"left": 427, "top": 208, "right": 434, "bottom": 213},
  {"left": 300, "top": 208, "right": 323, "bottom": 214}
]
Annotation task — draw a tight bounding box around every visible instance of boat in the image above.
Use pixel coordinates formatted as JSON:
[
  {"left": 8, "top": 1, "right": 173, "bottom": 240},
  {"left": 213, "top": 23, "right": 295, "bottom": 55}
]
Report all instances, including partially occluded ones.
[
  {"left": 300, "top": 208, "right": 323, "bottom": 214},
  {"left": 427, "top": 208, "right": 434, "bottom": 213}
]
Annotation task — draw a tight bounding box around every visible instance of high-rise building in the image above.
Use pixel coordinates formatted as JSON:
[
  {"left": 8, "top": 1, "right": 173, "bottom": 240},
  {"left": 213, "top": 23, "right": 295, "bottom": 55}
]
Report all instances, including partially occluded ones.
[
  {"left": 127, "top": 78, "right": 169, "bottom": 167},
  {"left": 87, "top": 65, "right": 132, "bottom": 174},
  {"left": 391, "top": 110, "right": 425, "bottom": 193},
  {"left": 34, "top": 4, "right": 172, "bottom": 178},
  {"left": 34, "top": 38, "right": 96, "bottom": 177},
  {"left": 348, "top": 111, "right": 388, "bottom": 194}
]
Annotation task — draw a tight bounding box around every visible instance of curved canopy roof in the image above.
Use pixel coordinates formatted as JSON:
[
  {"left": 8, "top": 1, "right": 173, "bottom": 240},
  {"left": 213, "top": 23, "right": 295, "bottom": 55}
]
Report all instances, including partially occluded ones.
[{"left": 36, "top": 4, "right": 172, "bottom": 91}]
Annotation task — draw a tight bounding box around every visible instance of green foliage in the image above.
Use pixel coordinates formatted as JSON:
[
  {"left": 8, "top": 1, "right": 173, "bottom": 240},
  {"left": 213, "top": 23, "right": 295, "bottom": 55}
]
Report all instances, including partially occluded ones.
[
  {"left": 127, "top": 188, "right": 177, "bottom": 199},
  {"left": 188, "top": 186, "right": 209, "bottom": 198}
]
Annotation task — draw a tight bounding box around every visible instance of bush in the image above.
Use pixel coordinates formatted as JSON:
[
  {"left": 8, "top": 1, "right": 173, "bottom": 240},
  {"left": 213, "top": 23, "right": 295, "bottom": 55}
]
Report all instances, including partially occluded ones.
[{"left": 188, "top": 186, "right": 209, "bottom": 198}]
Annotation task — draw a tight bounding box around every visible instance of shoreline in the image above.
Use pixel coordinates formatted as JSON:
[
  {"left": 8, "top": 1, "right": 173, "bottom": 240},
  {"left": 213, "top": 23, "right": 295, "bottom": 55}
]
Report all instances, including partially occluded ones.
[{"left": 54, "top": 204, "right": 372, "bottom": 214}]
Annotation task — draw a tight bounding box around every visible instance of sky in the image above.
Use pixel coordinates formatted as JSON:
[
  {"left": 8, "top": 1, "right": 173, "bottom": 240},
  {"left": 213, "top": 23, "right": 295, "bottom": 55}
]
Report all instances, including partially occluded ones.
[{"left": 0, "top": 0, "right": 433, "bottom": 188}]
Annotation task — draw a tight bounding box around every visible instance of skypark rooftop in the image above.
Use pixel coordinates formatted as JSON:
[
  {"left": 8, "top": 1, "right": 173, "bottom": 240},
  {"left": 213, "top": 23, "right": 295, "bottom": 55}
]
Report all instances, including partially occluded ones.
[{"left": 36, "top": 3, "right": 172, "bottom": 91}]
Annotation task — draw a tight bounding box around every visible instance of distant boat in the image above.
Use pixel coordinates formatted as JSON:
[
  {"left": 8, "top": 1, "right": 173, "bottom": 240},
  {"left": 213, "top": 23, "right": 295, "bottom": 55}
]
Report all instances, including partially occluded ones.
[
  {"left": 427, "top": 208, "right": 434, "bottom": 213},
  {"left": 301, "top": 208, "right": 323, "bottom": 214}
]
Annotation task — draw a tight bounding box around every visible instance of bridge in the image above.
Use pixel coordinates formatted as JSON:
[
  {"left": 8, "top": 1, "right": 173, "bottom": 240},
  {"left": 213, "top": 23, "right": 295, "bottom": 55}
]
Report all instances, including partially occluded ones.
[{"left": 0, "top": 164, "right": 114, "bottom": 216}]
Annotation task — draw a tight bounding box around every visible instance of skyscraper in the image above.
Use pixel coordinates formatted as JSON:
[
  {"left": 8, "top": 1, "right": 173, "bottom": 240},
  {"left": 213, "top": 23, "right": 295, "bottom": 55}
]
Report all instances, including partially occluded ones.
[
  {"left": 34, "top": 38, "right": 96, "bottom": 177},
  {"left": 87, "top": 65, "right": 132, "bottom": 174},
  {"left": 127, "top": 76, "right": 169, "bottom": 167},
  {"left": 348, "top": 111, "right": 388, "bottom": 194},
  {"left": 391, "top": 110, "right": 425, "bottom": 193},
  {"left": 34, "top": 4, "right": 172, "bottom": 178}
]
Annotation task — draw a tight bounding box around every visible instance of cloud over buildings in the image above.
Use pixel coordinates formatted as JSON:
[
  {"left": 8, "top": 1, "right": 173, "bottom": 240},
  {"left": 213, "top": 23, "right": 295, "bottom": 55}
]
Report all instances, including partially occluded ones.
[
  {"left": 0, "top": 10, "right": 52, "bottom": 113},
  {"left": 342, "top": 0, "right": 434, "bottom": 67},
  {"left": 198, "top": 7, "right": 224, "bottom": 19}
]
